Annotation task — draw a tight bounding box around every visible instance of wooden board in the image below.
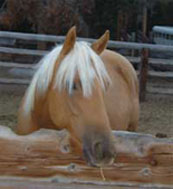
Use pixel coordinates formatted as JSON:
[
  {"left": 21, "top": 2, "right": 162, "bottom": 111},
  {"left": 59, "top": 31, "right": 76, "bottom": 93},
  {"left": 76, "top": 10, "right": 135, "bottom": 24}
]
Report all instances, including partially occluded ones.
[
  {"left": 0, "top": 46, "right": 47, "bottom": 56},
  {"left": 0, "top": 78, "right": 30, "bottom": 85},
  {"left": 0, "top": 179, "right": 142, "bottom": 189},
  {"left": 127, "top": 56, "right": 173, "bottom": 66},
  {"left": 1, "top": 31, "right": 173, "bottom": 52},
  {"left": 0, "top": 125, "right": 172, "bottom": 188},
  {"left": 0, "top": 61, "right": 34, "bottom": 68},
  {"left": 147, "top": 86, "right": 173, "bottom": 95}
]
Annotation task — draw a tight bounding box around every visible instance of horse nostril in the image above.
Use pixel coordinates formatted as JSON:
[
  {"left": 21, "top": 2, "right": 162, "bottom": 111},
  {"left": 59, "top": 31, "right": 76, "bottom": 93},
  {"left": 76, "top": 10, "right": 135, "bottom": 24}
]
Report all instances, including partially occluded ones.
[
  {"left": 93, "top": 141, "right": 104, "bottom": 160},
  {"left": 83, "top": 134, "right": 115, "bottom": 166}
]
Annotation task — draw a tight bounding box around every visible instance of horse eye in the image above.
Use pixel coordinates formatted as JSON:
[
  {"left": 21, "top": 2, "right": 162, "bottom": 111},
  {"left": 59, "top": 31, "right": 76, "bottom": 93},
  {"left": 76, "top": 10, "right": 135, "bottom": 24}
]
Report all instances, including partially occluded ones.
[
  {"left": 73, "top": 83, "right": 77, "bottom": 90},
  {"left": 72, "top": 82, "right": 82, "bottom": 91}
]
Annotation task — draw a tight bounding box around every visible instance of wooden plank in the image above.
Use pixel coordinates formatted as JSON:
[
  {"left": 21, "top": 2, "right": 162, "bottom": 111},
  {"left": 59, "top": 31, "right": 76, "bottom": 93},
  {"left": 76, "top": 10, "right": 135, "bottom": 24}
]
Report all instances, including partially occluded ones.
[
  {"left": 136, "top": 70, "right": 173, "bottom": 79},
  {"left": 149, "top": 58, "right": 173, "bottom": 66},
  {"left": 1, "top": 31, "right": 173, "bottom": 52},
  {"left": 0, "top": 78, "right": 30, "bottom": 85},
  {"left": 127, "top": 56, "right": 173, "bottom": 66},
  {"left": 148, "top": 71, "right": 173, "bottom": 78},
  {"left": 0, "top": 179, "right": 141, "bottom": 189},
  {"left": 147, "top": 86, "right": 173, "bottom": 95},
  {"left": 0, "top": 61, "right": 34, "bottom": 68},
  {"left": 0, "top": 31, "right": 65, "bottom": 43},
  {"left": 0, "top": 125, "right": 172, "bottom": 188},
  {"left": 0, "top": 179, "right": 171, "bottom": 189},
  {"left": 0, "top": 31, "right": 93, "bottom": 44},
  {"left": 99, "top": 40, "right": 173, "bottom": 52},
  {"left": 0, "top": 46, "right": 47, "bottom": 56},
  {"left": 126, "top": 56, "right": 140, "bottom": 63}
]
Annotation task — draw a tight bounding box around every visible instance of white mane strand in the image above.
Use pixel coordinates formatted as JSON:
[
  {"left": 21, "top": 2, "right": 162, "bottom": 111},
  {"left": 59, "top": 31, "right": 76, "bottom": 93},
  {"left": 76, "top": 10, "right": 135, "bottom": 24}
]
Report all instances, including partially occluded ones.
[
  {"left": 23, "top": 41, "right": 111, "bottom": 115},
  {"left": 23, "top": 46, "right": 62, "bottom": 115},
  {"left": 55, "top": 42, "right": 111, "bottom": 96}
]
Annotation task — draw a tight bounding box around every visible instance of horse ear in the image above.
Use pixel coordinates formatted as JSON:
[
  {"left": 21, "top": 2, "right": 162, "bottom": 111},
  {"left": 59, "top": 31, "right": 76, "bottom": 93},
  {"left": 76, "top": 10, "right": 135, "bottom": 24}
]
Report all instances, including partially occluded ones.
[
  {"left": 91, "top": 30, "right": 110, "bottom": 54},
  {"left": 61, "top": 26, "right": 76, "bottom": 55}
]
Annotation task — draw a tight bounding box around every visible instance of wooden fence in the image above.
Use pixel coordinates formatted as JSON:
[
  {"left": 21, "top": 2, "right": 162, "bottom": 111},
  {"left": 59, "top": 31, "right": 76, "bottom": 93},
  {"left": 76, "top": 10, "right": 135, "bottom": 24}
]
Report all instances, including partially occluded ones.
[
  {"left": 0, "top": 125, "right": 172, "bottom": 188},
  {"left": 0, "top": 31, "right": 173, "bottom": 100}
]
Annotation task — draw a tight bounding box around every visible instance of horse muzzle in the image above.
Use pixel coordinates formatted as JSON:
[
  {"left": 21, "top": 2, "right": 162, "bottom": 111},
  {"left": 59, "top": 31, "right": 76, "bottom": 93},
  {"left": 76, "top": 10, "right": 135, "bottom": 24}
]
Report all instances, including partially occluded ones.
[{"left": 82, "top": 133, "right": 116, "bottom": 167}]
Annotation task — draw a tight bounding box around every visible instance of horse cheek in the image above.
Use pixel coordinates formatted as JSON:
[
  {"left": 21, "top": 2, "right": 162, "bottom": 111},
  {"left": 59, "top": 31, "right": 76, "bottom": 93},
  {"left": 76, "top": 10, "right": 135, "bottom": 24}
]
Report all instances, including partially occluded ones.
[{"left": 48, "top": 90, "right": 69, "bottom": 130}]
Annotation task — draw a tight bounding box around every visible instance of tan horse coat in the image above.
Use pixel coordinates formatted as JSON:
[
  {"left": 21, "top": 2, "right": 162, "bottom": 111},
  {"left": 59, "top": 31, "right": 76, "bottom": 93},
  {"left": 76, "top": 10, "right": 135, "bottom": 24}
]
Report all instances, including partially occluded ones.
[
  {"left": 101, "top": 49, "right": 139, "bottom": 131},
  {"left": 17, "top": 27, "right": 139, "bottom": 166}
]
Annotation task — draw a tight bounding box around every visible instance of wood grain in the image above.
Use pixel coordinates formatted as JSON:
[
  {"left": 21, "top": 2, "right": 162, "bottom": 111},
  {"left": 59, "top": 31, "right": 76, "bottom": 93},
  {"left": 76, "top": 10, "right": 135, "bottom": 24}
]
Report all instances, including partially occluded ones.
[{"left": 0, "top": 126, "right": 172, "bottom": 188}]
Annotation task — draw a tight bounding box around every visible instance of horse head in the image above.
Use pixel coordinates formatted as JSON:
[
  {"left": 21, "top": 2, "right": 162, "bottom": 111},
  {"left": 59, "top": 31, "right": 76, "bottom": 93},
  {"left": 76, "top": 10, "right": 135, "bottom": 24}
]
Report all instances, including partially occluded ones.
[{"left": 48, "top": 27, "right": 116, "bottom": 166}]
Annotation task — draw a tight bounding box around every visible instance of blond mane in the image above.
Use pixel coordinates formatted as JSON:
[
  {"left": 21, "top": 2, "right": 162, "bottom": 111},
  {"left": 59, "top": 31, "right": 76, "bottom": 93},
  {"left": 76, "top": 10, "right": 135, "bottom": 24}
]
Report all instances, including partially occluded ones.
[{"left": 23, "top": 41, "right": 111, "bottom": 115}]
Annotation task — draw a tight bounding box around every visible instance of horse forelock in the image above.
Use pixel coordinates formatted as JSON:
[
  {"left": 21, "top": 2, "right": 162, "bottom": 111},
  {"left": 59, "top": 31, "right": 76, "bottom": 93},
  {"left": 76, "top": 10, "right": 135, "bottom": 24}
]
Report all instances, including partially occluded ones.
[
  {"left": 55, "top": 42, "right": 111, "bottom": 97},
  {"left": 23, "top": 41, "right": 111, "bottom": 115},
  {"left": 23, "top": 45, "right": 62, "bottom": 115}
]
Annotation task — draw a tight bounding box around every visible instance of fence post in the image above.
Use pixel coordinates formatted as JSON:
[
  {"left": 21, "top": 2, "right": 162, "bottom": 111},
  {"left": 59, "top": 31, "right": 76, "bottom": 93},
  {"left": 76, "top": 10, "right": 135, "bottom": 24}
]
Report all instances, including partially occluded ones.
[{"left": 139, "top": 48, "right": 149, "bottom": 102}]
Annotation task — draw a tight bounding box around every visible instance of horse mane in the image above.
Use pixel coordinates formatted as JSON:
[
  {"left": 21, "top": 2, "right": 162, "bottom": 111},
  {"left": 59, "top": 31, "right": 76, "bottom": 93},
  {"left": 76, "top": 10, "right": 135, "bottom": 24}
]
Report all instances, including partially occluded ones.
[{"left": 23, "top": 41, "right": 111, "bottom": 115}]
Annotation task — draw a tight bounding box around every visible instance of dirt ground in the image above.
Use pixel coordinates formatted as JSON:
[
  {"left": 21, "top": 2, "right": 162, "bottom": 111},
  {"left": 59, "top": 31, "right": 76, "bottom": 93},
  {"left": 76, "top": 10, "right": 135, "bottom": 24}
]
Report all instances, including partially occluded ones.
[{"left": 0, "top": 84, "right": 173, "bottom": 137}]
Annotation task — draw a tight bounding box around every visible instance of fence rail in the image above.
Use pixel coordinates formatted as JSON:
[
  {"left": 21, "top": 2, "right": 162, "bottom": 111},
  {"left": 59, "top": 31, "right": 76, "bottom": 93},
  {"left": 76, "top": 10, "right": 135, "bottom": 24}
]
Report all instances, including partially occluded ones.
[
  {"left": 0, "top": 31, "right": 173, "bottom": 100},
  {"left": 0, "top": 125, "right": 172, "bottom": 188},
  {"left": 0, "top": 46, "right": 47, "bottom": 56},
  {"left": 1, "top": 31, "right": 173, "bottom": 51}
]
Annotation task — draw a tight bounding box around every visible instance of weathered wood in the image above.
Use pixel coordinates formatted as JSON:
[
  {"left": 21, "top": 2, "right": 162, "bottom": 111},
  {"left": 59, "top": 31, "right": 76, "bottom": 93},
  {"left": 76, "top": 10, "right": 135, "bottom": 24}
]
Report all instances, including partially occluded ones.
[
  {"left": 0, "top": 61, "right": 34, "bottom": 68},
  {"left": 0, "top": 46, "right": 47, "bottom": 56},
  {"left": 0, "top": 78, "right": 30, "bottom": 85},
  {"left": 0, "top": 125, "right": 172, "bottom": 188},
  {"left": 148, "top": 71, "right": 173, "bottom": 78},
  {"left": 1, "top": 31, "right": 173, "bottom": 52},
  {"left": 136, "top": 70, "right": 173, "bottom": 79},
  {"left": 0, "top": 31, "right": 66, "bottom": 43},
  {"left": 148, "top": 58, "right": 173, "bottom": 66},
  {"left": 147, "top": 86, "right": 173, "bottom": 95},
  {"left": 139, "top": 48, "right": 149, "bottom": 101},
  {"left": 127, "top": 56, "right": 173, "bottom": 66},
  {"left": 0, "top": 179, "right": 146, "bottom": 189}
]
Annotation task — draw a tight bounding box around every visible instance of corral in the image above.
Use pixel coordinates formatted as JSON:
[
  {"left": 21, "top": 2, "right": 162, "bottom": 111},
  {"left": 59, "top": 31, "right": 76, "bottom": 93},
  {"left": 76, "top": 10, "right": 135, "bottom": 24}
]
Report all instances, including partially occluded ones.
[{"left": 0, "top": 31, "right": 173, "bottom": 188}]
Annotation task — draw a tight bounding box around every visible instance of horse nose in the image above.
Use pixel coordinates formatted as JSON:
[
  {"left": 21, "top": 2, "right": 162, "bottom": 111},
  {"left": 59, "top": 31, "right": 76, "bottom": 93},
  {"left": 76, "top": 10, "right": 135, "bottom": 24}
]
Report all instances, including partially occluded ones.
[
  {"left": 83, "top": 138, "right": 116, "bottom": 167},
  {"left": 93, "top": 141, "right": 104, "bottom": 160},
  {"left": 93, "top": 140, "right": 115, "bottom": 165}
]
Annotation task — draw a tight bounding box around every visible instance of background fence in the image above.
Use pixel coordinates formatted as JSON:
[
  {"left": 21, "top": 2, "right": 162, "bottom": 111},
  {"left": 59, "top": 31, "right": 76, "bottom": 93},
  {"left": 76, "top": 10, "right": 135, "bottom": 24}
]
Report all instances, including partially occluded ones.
[{"left": 0, "top": 31, "right": 173, "bottom": 101}]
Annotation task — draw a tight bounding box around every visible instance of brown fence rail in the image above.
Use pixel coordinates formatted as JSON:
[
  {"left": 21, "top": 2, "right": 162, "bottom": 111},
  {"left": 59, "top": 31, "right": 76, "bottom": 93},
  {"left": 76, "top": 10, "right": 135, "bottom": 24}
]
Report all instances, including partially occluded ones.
[{"left": 0, "top": 125, "right": 172, "bottom": 188}]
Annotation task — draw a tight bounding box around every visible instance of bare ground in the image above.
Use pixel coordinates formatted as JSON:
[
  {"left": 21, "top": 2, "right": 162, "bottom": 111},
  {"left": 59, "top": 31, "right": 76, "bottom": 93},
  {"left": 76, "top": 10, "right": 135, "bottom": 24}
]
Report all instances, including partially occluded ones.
[
  {"left": 0, "top": 84, "right": 173, "bottom": 137},
  {"left": 139, "top": 93, "right": 173, "bottom": 137}
]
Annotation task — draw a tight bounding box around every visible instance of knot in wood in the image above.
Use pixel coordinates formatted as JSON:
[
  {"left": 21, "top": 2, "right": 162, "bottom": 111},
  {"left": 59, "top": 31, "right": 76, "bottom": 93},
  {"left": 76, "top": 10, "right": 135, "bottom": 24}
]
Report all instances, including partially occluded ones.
[{"left": 139, "top": 167, "right": 152, "bottom": 177}]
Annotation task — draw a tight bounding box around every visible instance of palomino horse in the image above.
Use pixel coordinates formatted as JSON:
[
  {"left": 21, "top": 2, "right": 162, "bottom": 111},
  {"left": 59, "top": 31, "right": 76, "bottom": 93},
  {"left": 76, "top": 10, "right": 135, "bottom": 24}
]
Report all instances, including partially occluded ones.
[{"left": 17, "top": 27, "right": 139, "bottom": 166}]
